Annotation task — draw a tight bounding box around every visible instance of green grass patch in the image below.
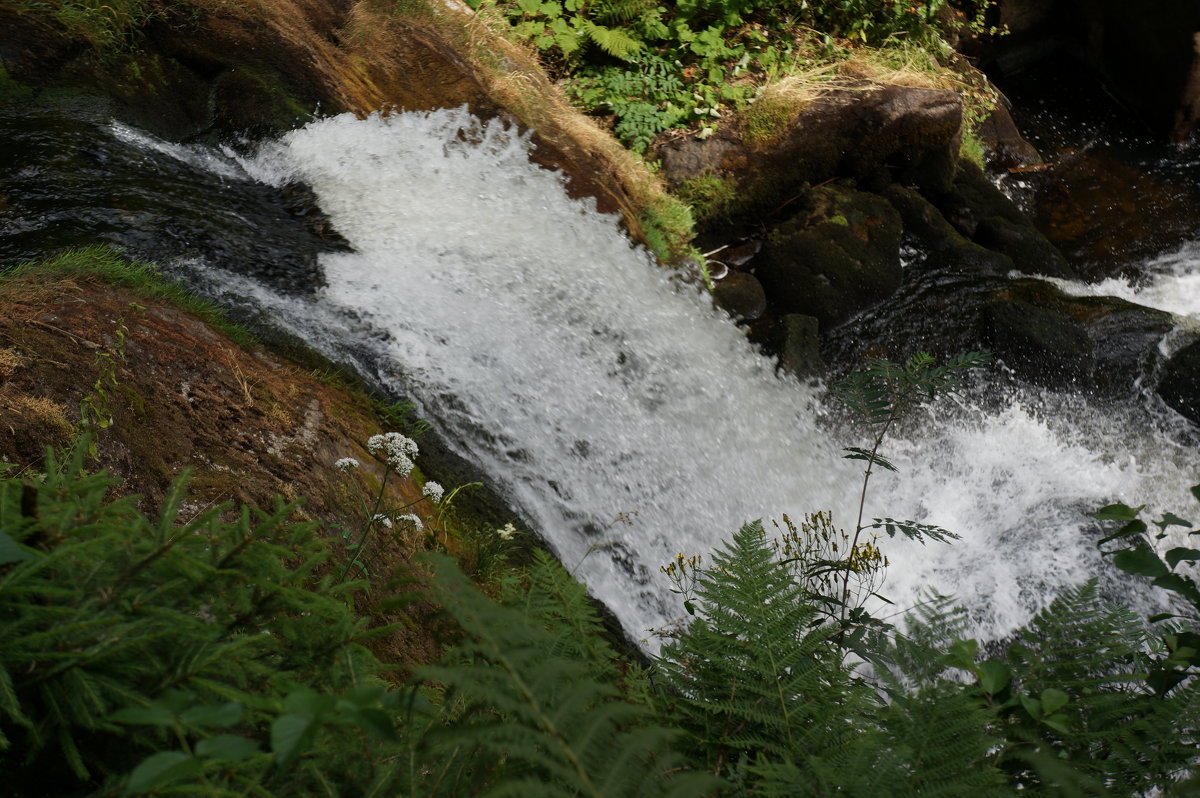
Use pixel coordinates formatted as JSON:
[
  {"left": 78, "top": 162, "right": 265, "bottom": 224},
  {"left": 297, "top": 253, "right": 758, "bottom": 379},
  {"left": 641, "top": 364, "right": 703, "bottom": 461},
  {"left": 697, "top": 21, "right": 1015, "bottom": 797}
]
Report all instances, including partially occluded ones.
[{"left": 1, "top": 245, "right": 258, "bottom": 348}]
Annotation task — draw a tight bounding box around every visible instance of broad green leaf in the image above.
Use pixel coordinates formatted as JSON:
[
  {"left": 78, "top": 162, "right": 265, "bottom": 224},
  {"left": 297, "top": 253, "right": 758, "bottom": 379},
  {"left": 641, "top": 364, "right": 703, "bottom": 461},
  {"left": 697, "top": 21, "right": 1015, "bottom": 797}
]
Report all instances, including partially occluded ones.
[
  {"left": 1093, "top": 503, "right": 1143, "bottom": 521},
  {"left": 125, "top": 751, "right": 198, "bottom": 794},
  {"left": 1019, "top": 694, "right": 1042, "bottom": 718},
  {"left": 1041, "top": 714, "right": 1071, "bottom": 735},
  {"left": 1154, "top": 512, "right": 1193, "bottom": 530},
  {"left": 351, "top": 708, "right": 396, "bottom": 741},
  {"left": 271, "top": 713, "right": 317, "bottom": 767},
  {"left": 195, "top": 734, "right": 259, "bottom": 762},
  {"left": 1040, "top": 688, "right": 1068, "bottom": 715},
  {"left": 1098, "top": 519, "right": 1147, "bottom": 544},
  {"left": 1165, "top": 547, "right": 1200, "bottom": 568},
  {"left": 111, "top": 704, "right": 176, "bottom": 727},
  {"left": 180, "top": 702, "right": 242, "bottom": 728},
  {"left": 283, "top": 689, "right": 336, "bottom": 719},
  {"left": 978, "top": 660, "right": 1011, "bottom": 695},
  {"left": 1150, "top": 573, "right": 1200, "bottom": 602},
  {"left": 945, "top": 638, "right": 978, "bottom": 670},
  {"left": 1112, "top": 544, "right": 1169, "bottom": 578}
]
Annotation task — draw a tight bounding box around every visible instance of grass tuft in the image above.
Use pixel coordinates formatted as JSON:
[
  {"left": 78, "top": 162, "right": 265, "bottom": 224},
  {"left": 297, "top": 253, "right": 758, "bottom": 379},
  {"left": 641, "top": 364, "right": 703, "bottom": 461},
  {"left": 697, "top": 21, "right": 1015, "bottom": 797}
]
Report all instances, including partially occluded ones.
[{"left": 1, "top": 245, "right": 257, "bottom": 348}]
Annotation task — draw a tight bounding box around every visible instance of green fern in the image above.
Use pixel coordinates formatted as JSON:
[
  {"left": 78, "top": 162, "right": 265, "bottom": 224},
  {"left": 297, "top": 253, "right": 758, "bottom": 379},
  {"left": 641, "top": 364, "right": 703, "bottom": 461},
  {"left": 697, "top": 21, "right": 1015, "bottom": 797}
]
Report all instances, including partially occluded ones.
[
  {"left": 657, "top": 521, "right": 873, "bottom": 785},
  {"left": 420, "top": 552, "right": 713, "bottom": 797}
]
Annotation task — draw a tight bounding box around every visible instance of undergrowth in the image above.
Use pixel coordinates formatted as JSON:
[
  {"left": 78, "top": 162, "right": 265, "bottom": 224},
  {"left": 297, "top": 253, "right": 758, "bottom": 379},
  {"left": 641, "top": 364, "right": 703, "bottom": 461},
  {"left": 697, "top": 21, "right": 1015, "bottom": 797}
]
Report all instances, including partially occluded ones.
[{"left": 470, "top": 0, "right": 1001, "bottom": 153}]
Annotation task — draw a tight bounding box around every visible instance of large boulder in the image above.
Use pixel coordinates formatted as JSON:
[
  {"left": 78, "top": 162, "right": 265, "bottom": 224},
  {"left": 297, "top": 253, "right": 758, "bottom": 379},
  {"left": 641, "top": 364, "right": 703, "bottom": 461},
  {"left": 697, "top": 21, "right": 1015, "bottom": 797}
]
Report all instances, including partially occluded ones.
[
  {"left": 980, "top": 279, "right": 1174, "bottom": 393},
  {"left": 656, "top": 83, "right": 963, "bottom": 224},
  {"left": 756, "top": 184, "right": 903, "bottom": 328},
  {"left": 1157, "top": 338, "right": 1200, "bottom": 424}
]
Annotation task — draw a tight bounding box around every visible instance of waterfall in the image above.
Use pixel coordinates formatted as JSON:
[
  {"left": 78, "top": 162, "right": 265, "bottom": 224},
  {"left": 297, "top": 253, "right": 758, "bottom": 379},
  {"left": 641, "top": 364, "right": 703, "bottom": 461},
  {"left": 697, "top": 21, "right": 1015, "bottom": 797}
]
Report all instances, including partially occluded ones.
[{"left": 158, "top": 108, "right": 1196, "bottom": 644}]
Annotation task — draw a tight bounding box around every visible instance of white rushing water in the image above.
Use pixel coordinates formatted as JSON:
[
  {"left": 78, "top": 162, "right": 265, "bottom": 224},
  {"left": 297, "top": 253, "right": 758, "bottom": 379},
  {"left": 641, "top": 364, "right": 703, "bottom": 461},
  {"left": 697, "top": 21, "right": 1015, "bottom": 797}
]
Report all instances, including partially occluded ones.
[
  {"left": 1029, "top": 239, "right": 1200, "bottom": 320},
  {"left": 157, "top": 109, "right": 1197, "bottom": 643}
]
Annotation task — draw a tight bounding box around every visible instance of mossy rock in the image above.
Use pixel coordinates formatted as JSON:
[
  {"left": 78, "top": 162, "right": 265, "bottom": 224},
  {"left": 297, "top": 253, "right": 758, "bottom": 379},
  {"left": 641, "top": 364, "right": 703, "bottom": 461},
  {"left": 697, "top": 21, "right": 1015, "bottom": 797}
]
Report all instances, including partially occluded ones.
[
  {"left": 757, "top": 184, "right": 903, "bottom": 327},
  {"left": 882, "top": 183, "right": 1014, "bottom": 274}
]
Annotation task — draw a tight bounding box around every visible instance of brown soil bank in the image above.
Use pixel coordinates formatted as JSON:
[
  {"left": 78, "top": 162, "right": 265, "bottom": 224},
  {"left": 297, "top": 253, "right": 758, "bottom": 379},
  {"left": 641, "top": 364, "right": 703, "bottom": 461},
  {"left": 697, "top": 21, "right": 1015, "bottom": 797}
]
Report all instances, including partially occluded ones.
[
  {"left": 0, "top": 251, "right": 449, "bottom": 666},
  {"left": 0, "top": 0, "right": 680, "bottom": 253}
]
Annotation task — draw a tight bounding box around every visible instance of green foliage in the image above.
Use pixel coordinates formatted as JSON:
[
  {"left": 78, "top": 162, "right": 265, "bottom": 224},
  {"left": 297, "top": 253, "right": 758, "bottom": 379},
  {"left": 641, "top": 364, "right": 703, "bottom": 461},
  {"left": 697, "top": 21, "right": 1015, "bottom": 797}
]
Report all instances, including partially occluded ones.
[
  {"left": 474, "top": 0, "right": 997, "bottom": 151},
  {"left": 672, "top": 173, "right": 737, "bottom": 224},
  {"left": 5, "top": 437, "right": 1199, "bottom": 795},
  {"left": 12, "top": 0, "right": 184, "bottom": 57},
  {"left": 419, "top": 552, "right": 712, "bottom": 797},
  {"left": 0, "top": 438, "right": 400, "bottom": 796}
]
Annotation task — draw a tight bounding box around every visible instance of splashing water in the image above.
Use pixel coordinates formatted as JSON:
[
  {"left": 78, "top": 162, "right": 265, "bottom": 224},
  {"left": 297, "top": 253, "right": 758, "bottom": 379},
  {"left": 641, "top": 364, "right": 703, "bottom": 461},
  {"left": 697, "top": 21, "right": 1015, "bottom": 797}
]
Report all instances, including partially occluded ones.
[
  {"left": 1030, "top": 239, "right": 1200, "bottom": 320},
  {"left": 164, "top": 109, "right": 1195, "bottom": 643}
]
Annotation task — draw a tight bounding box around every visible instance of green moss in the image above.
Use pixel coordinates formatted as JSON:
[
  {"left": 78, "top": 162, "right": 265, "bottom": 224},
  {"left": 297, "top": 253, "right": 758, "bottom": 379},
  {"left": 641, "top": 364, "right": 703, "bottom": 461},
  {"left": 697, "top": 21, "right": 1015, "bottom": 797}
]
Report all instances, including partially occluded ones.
[
  {"left": 638, "top": 194, "right": 696, "bottom": 264},
  {"left": 1, "top": 246, "right": 257, "bottom": 348},
  {"left": 742, "top": 96, "right": 794, "bottom": 147},
  {"left": 0, "top": 65, "right": 34, "bottom": 105},
  {"left": 673, "top": 173, "right": 738, "bottom": 226},
  {"left": 959, "top": 129, "right": 986, "bottom": 170}
]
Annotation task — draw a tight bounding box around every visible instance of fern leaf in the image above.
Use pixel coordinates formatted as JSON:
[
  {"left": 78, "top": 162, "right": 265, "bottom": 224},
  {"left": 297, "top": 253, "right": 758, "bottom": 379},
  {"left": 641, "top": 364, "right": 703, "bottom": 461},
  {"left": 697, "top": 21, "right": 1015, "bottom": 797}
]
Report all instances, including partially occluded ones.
[
  {"left": 582, "top": 21, "right": 642, "bottom": 59},
  {"left": 420, "top": 553, "right": 711, "bottom": 797}
]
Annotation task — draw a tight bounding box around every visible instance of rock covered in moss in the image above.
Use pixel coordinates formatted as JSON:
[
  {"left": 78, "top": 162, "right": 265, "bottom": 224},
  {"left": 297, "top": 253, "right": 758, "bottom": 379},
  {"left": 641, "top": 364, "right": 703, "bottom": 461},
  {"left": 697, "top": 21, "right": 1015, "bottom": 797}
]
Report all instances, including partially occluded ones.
[{"left": 756, "top": 184, "right": 903, "bottom": 328}]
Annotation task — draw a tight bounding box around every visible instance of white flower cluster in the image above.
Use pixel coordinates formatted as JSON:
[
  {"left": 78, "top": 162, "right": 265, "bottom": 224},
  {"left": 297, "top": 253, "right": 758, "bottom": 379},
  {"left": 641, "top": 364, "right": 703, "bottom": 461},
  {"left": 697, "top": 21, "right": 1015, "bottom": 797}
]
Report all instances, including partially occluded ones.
[
  {"left": 398, "top": 513, "right": 424, "bottom": 532},
  {"left": 497, "top": 523, "right": 518, "bottom": 541},
  {"left": 422, "top": 481, "right": 445, "bottom": 504},
  {"left": 367, "top": 432, "right": 418, "bottom": 478},
  {"left": 334, "top": 457, "right": 360, "bottom": 472},
  {"left": 372, "top": 514, "right": 394, "bottom": 529}
]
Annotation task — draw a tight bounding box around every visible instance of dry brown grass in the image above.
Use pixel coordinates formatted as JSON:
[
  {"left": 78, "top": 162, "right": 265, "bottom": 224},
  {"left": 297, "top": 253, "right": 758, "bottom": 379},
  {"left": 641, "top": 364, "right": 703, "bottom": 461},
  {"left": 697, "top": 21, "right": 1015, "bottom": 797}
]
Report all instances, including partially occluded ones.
[
  {"left": 1, "top": 394, "right": 74, "bottom": 439},
  {"left": 838, "top": 44, "right": 961, "bottom": 91},
  {"left": 0, "top": 347, "right": 26, "bottom": 377}
]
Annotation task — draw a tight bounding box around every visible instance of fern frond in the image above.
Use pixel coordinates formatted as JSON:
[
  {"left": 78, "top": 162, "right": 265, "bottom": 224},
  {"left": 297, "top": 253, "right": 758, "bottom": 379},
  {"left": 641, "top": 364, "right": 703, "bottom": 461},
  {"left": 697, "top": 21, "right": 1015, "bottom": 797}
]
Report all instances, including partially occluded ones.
[
  {"left": 582, "top": 21, "right": 643, "bottom": 59},
  {"left": 421, "top": 553, "right": 712, "bottom": 798},
  {"left": 659, "top": 521, "right": 872, "bottom": 780}
]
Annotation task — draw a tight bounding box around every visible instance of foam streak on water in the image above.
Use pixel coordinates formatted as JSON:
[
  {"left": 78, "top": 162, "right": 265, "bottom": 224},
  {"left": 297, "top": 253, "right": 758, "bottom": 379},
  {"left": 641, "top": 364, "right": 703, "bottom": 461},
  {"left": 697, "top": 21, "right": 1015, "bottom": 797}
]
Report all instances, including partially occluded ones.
[{"left": 179, "top": 109, "right": 1194, "bottom": 643}]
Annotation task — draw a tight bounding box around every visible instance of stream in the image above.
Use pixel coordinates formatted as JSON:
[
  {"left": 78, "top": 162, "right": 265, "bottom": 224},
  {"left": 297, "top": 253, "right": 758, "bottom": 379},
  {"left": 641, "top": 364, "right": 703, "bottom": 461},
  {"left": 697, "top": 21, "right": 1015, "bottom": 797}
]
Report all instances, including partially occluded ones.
[{"left": 1, "top": 101, "right": 1197, "bottom": 646}]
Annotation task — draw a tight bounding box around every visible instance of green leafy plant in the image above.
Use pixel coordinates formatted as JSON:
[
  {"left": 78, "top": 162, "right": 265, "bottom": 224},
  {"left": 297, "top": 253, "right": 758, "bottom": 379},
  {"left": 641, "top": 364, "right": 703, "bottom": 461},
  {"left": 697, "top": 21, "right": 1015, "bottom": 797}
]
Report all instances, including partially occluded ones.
[{"left": 832, "top": 350, "right": 989, "bottom": 621}]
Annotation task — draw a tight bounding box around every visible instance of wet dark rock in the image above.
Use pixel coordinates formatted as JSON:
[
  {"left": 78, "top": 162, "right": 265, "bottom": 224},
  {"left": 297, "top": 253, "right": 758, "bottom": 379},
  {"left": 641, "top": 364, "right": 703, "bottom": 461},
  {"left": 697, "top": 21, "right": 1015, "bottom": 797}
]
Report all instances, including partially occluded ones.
[
  {"left": 757, "top": 184, "right": 903, "bottom": 328},
  {"left": 1032, "top": 150, "right": 1195, "bottom": 278},
  {"left": 712, "top": 272, "right": 767, "bottom": 322},
  {"left": 882, "top": 184, "right": 1014, "bottom": 274},
  {"left": 977, "top": 100, "right": 1043, "bottom": 169},
  {"left": 778, "top": 314, "right": 824, "bottom": 377},
  {"left": 926, "top": 162, "right": 1075, "bottom": 278},
  {"left": 981, "top": 279, "right": 1174, "bottom": 394},
  {"left": 1157, "top": 339, "right": 1200, "bottom": 425},
  {"left": 981, "top": 298, "right": 1091, "bottom": 388},
  {"left": 974, "top": 214, "right": 1071, "bottom": 277}
]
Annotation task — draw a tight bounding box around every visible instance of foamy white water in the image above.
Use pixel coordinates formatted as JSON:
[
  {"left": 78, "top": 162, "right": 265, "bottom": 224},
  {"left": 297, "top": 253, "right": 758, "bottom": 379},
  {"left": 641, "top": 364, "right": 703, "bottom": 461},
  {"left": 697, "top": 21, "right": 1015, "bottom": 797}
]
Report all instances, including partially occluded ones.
[
  {"left": 158, "top": 110, "right": 1196, "bottom": 643},
  {"left": 1028, "top": 238, "right": 1200, "bottom": 319}
]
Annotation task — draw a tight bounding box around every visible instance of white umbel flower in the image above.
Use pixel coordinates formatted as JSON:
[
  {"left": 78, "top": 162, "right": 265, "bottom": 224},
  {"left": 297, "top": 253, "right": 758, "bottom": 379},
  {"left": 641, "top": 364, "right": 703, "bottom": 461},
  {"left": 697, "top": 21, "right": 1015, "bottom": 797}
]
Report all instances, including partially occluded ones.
[
  {"left": 367, "top": 432, "right": 419, "bottom": 477},
  {"left": 372, "top": 514, "right": 393, "bottom": 529},
  {"left": 398, "top": 513, "right": 424, "bottom": 531},
  {"left": 334, "top": 457, "right": 360, "bottom": 472},
  {"left": 497, "top": 523, "right": 518, "bottom": 540},
  {"left": 422, "top": 481, "right": 445, "bottom": 504}
]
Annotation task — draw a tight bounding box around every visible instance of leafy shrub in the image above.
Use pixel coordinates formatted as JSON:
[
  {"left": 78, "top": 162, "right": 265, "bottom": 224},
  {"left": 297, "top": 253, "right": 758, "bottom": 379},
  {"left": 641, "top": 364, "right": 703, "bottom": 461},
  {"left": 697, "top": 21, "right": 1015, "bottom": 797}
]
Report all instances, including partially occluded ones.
[{"left": 473, "top": 0, "right": 997, "bottom": 151}]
